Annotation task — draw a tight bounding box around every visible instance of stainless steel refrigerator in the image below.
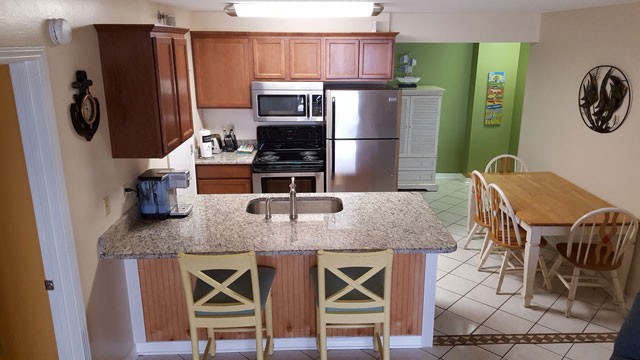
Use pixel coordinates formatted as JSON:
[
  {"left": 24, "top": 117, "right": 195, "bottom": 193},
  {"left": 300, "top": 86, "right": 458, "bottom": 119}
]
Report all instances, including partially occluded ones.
[{"left": 325, "top": 85, "right": 401, "bottom": 192}]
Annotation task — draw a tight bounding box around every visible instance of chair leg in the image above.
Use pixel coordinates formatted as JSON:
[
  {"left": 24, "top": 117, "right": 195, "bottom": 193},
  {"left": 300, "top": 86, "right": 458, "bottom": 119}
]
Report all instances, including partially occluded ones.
[
  {"left": 255, "top": 319, "right": 264, "bottom": 360},
  {"left": 189, "top": 324, "right": 199, "bottom": 360},
  {"left": 382, "top": 319, "right": 391, "bottom": 360},
  {"left": 265, "top": 293, "right": 274, "bottom": 355},
  {"left": 610, "top": 270, "right": 627, "bottom": 314},
  {"left": 477, "top": 237, "right": 493, "bottom": 271},
  {"left": 373, "top": 323, "right": 380, "bottom": 352},
  {"left": 206, "top": 328, "right": 216, "bottom": 357},
  {"left": 315, "top": 310, "right": 320, "bottom": 351},
  {"left": 565, "top": 267, "right": 581, "bottom": 318},
  {"left": 537, "top": 256, "right": 552, "bottom": 290},
  {"left": 496, "top": 249, "right": 511, "bottom": 294},
  {"left": 547, "top": 255, "right": 563, "bottom": 281},
  {"left": 462, "top": 223, "right": 479, "bottom": 249},
  {"left": 319, "top": 319, "right": 328, "bottom": 360}
]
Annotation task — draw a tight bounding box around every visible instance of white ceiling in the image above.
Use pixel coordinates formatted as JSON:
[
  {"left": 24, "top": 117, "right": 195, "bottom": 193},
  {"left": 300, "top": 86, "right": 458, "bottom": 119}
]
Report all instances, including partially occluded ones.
[{"left": 154, "top": 0, "right": 640, "bottom": 14}]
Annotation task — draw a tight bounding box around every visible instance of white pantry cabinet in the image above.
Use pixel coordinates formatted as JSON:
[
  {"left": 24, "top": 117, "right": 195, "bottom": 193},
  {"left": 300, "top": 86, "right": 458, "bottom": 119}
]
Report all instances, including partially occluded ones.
[{"left": 398, "top": 86, "right": 445, "bottom": 191}]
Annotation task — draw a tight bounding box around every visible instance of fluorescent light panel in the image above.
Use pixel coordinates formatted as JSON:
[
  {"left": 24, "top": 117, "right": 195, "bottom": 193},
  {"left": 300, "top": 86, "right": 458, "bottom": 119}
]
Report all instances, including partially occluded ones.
[{"left": 225, "top": 2, "right": 383, "bottom": 18}]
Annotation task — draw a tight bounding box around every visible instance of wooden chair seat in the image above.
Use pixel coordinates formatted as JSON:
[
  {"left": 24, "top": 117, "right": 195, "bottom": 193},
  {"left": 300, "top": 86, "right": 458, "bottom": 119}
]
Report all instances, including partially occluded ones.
[
  {"left": 490, "top": 227, "right": 548, "bottom": 249},
  {"left": 555, "top": 243, "right": 622, "bottom": 271}
]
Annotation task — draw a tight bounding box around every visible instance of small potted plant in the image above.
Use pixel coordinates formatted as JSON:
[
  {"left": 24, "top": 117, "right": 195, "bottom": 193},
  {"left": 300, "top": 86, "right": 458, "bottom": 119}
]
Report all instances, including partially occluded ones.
[{"left": 397, "top": 54, "right": 420, "bottom": 87}]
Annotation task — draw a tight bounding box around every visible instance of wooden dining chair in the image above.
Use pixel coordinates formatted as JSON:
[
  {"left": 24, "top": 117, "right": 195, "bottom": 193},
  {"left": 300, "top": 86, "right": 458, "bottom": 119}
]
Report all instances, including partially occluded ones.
[
  {"left": 312, "top": 249, "right": 393, "bottom": 360},
  {"left": 547, "top": 208, "right": 638, "bottom": 317},
  {"left": 484, "top": 154, "right": 528, "bottom": 173},
  {"left": 462, "top": 171, "right": 497, "bottom": 269},
  {"left": 178, "top": 252, "right": 276, "bottom": 360},
  {"left": 484, "top": 183, "right": 551, "bottom": 294}
]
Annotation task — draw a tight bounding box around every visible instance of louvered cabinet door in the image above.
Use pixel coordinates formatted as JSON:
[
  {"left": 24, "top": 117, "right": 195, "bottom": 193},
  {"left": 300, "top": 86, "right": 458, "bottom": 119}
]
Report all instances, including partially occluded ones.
[{"left": 406, "top": 95, "right": 441, "bottom": 156}]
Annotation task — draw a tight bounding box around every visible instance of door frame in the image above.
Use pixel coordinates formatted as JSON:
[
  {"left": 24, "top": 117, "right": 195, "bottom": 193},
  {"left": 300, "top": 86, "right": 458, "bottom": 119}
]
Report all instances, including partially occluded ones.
[{"left": 1, "top": 47, "right": 90, "bottom": 359}]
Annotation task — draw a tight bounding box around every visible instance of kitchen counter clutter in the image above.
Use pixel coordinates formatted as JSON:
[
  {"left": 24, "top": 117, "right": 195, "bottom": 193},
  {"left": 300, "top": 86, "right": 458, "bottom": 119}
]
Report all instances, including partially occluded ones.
[
  {"left": 98, "top": 192, "right": 456, "bottom": 259},
  {"left": 194, "top": 150, "right": 256, "bottom": 165}
]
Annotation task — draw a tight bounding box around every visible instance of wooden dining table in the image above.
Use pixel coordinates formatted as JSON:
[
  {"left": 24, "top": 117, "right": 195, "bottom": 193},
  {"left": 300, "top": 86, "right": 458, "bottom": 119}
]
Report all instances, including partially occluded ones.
[{"left": 467, "top": 172, "right": 619, "bottom": 307}]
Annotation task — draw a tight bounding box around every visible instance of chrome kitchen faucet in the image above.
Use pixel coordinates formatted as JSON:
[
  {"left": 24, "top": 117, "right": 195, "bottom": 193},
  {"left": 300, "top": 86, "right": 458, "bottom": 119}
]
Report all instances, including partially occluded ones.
[{"left": 289, "top": 177, "right": 297, "bottom": 220}]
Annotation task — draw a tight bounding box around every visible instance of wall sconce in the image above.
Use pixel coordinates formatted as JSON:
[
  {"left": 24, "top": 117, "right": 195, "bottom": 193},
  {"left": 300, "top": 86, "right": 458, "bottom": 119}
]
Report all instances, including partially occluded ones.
[{"left": 224, "top": 2, "right": 384, "bottom": 18}]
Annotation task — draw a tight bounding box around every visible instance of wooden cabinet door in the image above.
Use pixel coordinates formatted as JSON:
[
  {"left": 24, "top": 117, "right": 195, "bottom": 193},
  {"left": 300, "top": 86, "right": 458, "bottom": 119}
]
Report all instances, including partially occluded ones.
[
  {"left": 172, "top": 38, "right": 194, "bottom": 142},
  {"left": 359, "top": 39, "right": 394, "bottom": 79},
  {"left": 289, "top": 38, "right": 322, "bottom": 79},
  {"left": 252, "top": 37, "right": 287, "bottom": 79},
  {"left": 153, "top": 37, "right": 181, "bottom": 154},
  {"left": 192, "top": 36, "right": 252, "bottom": 108},
  {"left": 325, "top": 38, "right": 359, "bottom": 79}
]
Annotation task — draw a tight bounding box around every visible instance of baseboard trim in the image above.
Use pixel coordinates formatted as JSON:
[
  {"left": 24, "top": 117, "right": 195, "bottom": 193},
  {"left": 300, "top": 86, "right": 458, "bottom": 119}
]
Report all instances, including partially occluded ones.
[
  {"left": 435, "top": 173, "right": 466, "bottom": 180},
  {"left": 136, "top": 336, "right": 422, "bottom": 355}
]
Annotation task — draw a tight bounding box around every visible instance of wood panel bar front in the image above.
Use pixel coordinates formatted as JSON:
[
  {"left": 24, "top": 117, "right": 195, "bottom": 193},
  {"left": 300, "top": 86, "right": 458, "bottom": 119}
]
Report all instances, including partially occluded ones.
[{"left": 138, "top": 253, "right": 426, "bottom": 341}]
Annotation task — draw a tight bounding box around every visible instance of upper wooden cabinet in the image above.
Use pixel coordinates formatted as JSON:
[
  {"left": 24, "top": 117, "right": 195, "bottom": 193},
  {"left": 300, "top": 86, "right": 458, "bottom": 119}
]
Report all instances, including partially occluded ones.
[
  {"left": 190, "top": 32, "right": 397, "bottom": 109},
  {"left": 359, "top": 39, "right": 395, "bottom": 79},
  {"left": 326, "top": 37, "right": 395, "bottom": 80},
  {"left": 191, "top": 32, "right": 253, "bottom": 108},
  {"left": 252, "top": 36, "right": 323, "bottom": 80},
  {"left": 94, "top": 24, "right": 193, "bottom": 158},
  {"left": 289, "top": 38, "right": 323, "bottom": 79},
  {"left": 325, "top": 38, "right": 360, "bottom": 79},
  {"left": 252, "top": 37, "right": 287, "bottom": 79}
]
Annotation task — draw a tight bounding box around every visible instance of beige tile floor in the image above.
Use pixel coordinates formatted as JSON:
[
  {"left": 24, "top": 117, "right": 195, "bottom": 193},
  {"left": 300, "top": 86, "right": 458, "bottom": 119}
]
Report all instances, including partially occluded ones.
[{"left": 139, "top": 177, "right": 623, "bottom": 360}]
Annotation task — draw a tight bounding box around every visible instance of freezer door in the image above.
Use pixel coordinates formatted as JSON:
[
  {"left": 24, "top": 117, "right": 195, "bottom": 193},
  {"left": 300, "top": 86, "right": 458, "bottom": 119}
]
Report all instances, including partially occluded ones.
[
  {"left": 326, "top": 139, "right": 399, "bottom": 192},
  {"left": 326, "top": 89, "right": 401, "bottom": 139}
]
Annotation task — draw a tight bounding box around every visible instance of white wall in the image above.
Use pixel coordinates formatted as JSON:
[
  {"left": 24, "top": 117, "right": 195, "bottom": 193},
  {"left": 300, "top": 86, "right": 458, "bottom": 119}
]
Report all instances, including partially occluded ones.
[
  {"left": 0, "top": 1, "right": 191, "bottom": 359},
  {"left": 519, "top": 2, "right": 640, "bottom": 296}
]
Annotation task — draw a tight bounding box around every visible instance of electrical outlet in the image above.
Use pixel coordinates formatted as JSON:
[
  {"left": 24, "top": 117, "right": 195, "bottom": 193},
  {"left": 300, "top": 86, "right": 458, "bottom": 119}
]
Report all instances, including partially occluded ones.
[{"left": 103, "top": 196, "right": 111, "bottom": 216}]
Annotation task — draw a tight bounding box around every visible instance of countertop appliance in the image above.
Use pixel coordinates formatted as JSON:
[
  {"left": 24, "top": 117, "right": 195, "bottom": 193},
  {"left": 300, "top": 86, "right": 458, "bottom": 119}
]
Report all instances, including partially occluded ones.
[
  {"left": 252, "top": 81, "right": 323, "bottom": 122},
  {"left": 252, "top": 124, "right": 325, "bottom": 193},
  {"left": 325, "top": 84, "right": 401, "bottom": 192},
  {"left": 137, "top": 168, "right": 193, "bottom": 219}
]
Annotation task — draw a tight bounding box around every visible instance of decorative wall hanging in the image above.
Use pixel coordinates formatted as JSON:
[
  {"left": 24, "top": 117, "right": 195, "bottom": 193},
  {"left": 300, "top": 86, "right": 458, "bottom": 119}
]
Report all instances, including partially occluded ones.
[
  {"left": 484, "top": 71, "right": 505, "bottom": 126},
  {"left": 578, "top": 65, "right": 631, "bottom": 133},
  {"left": 70, "top": 70, "right": 100, "bottom": 141}
]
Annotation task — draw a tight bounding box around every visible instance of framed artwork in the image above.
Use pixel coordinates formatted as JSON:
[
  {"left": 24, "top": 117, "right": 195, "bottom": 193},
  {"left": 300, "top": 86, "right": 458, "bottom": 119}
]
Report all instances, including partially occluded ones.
[
  {"left": 578, "top": 65, "right": 631, "bottom": 133},
  {"left": 484, "top": 71, "right": 505, "bottom": 126}
]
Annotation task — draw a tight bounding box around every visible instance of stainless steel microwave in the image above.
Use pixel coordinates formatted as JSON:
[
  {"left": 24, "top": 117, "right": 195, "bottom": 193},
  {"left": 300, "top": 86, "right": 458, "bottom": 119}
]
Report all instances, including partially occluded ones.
[{"left": 252, "top": 81, "right": 323, "bottom": 122}]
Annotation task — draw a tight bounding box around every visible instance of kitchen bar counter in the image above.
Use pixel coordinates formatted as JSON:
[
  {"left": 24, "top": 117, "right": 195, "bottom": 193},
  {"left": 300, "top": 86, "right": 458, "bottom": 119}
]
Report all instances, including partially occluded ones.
[
  {"left": 98, "top": 192, "right": 456, "bottom": 259},
  {"left": 194, "top": 150, "right": 256, "bottom": 165}
]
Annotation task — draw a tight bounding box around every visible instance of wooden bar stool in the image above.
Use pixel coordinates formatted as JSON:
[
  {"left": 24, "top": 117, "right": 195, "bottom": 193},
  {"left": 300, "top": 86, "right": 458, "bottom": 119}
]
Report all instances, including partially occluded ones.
[
  {"left": 312, "top": 249, "right": 394, "bottom": 360},
  {"left": 178, "top": 252, "right": 275, "bottom": 360}
]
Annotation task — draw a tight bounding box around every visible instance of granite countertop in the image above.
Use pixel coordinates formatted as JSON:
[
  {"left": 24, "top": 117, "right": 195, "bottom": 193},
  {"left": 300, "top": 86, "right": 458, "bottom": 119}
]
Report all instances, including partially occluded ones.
[
  {"left": 195, "top": 150, "right": 256, "bottom": 165},
  {"left": 98, "top": 192, "right": 457, "bottom": 259}
]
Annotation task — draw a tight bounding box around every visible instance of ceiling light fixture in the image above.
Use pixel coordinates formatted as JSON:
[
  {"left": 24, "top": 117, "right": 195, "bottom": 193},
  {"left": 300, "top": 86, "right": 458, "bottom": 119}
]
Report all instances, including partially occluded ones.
[{"left": 224, "top": 2, "right": 384, "bottom": 18}]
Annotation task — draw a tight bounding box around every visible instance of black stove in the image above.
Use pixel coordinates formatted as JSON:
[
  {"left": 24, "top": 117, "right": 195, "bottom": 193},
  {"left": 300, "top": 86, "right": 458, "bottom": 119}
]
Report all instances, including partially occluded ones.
[{"left": 252, "top": 125, "right": 325, "bottom": 173}]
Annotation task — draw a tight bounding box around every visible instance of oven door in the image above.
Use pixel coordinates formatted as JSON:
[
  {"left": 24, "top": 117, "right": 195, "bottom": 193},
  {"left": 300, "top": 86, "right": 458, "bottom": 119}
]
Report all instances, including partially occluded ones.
[{"left": 253, "top": 172, "right": 325, "bottom": 193}]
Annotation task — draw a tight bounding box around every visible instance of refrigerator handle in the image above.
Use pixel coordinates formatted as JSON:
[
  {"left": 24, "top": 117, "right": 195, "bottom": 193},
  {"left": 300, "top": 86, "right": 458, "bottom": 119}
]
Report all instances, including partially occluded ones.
[
  {"left": 331, "top": 97, "right": 336, "bottom": 139},
  {"left": 329, "top": 140, "right": 335, "bottom": 180}
]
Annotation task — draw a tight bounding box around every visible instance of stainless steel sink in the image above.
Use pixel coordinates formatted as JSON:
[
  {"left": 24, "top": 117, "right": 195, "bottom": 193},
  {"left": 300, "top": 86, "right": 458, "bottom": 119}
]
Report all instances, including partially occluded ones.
[{"left": 246, "top": 197, "right": 343, "bottom": 215}]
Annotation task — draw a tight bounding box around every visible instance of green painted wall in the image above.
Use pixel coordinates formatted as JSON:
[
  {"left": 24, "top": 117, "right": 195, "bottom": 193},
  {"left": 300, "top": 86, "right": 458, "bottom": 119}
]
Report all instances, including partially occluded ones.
[
  {"left": 394, "top": 43, "right": 474, "bottom": 173},
  {"left": 465, "top": 43, "right": 524, "bottom": 173},
  {"left": 509, "top": 43, "right": 530, "bottom": 155},
  {"left": 393, "top": 43, "right": 528, "bottom": 175}
]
